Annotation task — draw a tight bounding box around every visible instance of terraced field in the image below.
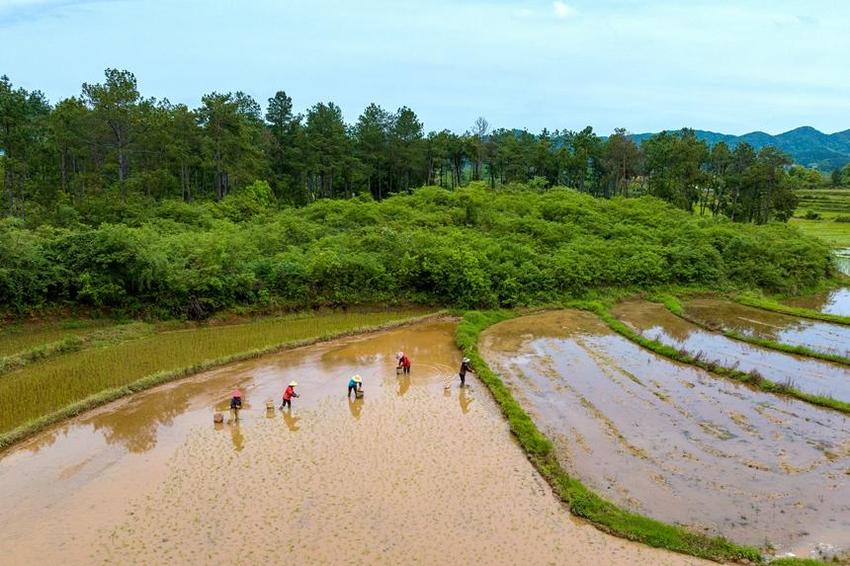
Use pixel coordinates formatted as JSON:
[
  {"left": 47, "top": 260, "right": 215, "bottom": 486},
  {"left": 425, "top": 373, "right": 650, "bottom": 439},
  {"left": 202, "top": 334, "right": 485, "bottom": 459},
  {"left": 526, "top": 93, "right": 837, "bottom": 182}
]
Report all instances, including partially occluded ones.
[
  {"left": 480, "top": 309, "right": 850, "bottom": 556},
  {"left": 684, "top": 298, "right": 850, "bottom": 359},
  {"left": 792, "top": 189, "right": 850, "bottom": 249},
  {"left": 614, "top": 299, "right": 850, "bottom": 402}
]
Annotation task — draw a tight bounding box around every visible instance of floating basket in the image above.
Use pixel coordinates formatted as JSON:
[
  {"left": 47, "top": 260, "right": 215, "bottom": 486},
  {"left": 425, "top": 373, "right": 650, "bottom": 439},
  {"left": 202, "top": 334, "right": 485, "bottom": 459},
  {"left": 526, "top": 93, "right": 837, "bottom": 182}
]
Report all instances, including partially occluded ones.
[
  {"left": 355, "top": 389, "right": 364, "bottom": 399},
  {"left": 396, "top": 367, "right": 403, "bottom": 375},
  {"left": 265, "top": 400, "right": 275, "bottom": 410},
  {"left": 213, "top": 412, "right": 224, "bottom": 424}
]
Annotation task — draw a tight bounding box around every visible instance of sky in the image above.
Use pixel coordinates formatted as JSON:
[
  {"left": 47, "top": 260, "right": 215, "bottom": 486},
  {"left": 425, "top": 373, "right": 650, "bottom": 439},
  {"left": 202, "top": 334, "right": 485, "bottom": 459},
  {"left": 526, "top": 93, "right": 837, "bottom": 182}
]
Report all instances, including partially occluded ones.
[{"left": 1, "top": 0, "right": 849, "bottom": 135}]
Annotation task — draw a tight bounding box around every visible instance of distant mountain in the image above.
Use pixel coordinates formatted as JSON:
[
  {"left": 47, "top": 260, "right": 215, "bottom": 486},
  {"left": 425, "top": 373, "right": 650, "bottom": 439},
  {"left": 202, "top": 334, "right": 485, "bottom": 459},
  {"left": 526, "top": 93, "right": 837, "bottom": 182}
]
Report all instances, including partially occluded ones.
[{"left": 628, "top": 126, "right": 850, "bottom": 170}]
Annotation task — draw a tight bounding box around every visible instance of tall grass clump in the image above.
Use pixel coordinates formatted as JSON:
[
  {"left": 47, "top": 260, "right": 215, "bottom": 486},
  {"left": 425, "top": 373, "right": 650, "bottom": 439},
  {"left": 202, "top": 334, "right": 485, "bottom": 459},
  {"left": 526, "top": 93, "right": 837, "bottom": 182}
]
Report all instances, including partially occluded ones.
[
  {"left": 0, "top": 309, "right": 431, "bottom": 442},
  {"left": 456, "top": 310, "right": 762, "bottom": 563}
]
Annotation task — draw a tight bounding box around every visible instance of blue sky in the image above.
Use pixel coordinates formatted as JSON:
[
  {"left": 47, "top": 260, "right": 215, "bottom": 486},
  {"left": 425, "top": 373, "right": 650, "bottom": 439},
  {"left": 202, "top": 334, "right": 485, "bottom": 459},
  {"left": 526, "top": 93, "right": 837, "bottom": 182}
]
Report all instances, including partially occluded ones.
[{"left": 1, "top": 0, "right": 848, "bottom": 135}]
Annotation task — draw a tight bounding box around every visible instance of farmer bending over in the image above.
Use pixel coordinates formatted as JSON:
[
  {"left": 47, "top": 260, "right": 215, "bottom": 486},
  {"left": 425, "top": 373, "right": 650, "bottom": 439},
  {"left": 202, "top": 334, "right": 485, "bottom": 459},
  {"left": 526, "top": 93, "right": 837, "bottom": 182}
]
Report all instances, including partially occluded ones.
[
  {"left": 348, "top": 374, "right": 363, "bottom": 398},
  {"left": 397, "top": 351, "right": 412, "bottom": 375},
  {"left": 230, "top": 388, "right": 243, "bottom": 417},
  {"left": 459, "top": 358, "right": 473, "bottom": 388},
  {"left": 280, "top": 381, "right": 299, "bottom": 410}
]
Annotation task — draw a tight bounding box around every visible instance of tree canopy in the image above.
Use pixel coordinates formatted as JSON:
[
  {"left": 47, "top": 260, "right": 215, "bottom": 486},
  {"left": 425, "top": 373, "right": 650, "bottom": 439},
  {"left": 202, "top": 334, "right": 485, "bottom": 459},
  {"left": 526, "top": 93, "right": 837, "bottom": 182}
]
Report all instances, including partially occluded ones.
[{"left": 0, "top": 69, "right": 816, "bottom": 226}]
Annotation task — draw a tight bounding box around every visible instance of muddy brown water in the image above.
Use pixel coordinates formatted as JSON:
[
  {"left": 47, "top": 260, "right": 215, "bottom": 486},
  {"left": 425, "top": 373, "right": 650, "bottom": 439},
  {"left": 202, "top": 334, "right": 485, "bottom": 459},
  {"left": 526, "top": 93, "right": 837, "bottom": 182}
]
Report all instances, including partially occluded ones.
[
  {"left": 0, "top": 319, "right": 704, "bottom": 566},
  {"left": 786, "top": 287, "right": 850, "bottom": 317},
  {"left": 480, "top": 310, "right": 850, "bottom": 556},
  {"left": 685, "top": 298, "right": 850, "bottom": 358},
  {"left": 613, "top": 300, "right": 850, "bottom": 402}
]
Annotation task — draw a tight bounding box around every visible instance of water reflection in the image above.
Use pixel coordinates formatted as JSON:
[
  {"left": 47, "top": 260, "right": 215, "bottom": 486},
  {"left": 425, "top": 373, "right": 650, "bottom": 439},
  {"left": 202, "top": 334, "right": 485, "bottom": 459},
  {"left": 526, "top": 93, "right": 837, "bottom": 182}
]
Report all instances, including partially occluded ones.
[
  {"left": 458, "top": 388, "right": 473, "bottom": 414},
  {"left": 282, "top": 410, "right": 301, "bottom": 432},
  {"left": 88, "top": 390, "right": 192, "bottom": 454},
  {"left": 397, "top": 375, "right": 411, "bottom": 397},
  {"left": 348, "top": 398, "right": 364, "bottom": 420},
  {"left": 685, "top": 298, "right": 850, "bottom": 358},
  {"left": 614, "top": 299, "right": 850, "bottom": 401},
  {"left": 786, "top": 287, "right": 850, "bottom": 317},
  {"left": 229, "top": 423, "right": 245, "bottom": 452}
]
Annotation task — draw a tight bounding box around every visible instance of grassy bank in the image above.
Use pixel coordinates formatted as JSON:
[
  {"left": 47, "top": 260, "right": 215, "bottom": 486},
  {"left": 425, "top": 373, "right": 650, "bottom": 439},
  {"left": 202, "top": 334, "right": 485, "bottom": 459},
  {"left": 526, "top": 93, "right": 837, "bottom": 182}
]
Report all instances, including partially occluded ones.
[
  {"left": 585, "top": 298, "right": 850, "bottom": 415},
  {"left": 733, "top": 292, "right": 850, "bottom": 326},
  {"left": 457, "top": 310, "right": 762, "bottom": 563},
  {"left": 0, "top": 309, "right": 435, "bottom": 449}
]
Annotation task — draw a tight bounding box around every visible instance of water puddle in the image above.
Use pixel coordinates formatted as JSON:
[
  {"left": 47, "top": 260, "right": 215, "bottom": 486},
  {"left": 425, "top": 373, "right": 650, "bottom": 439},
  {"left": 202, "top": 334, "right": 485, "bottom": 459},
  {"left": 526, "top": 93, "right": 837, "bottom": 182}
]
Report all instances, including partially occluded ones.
[
  {"left": 480, "top": 310, "right": 850, "bottom": 556},
  {"left": 684, "top": 298, "right": 850, "bottom": 358},
  {"left": 786, "top": 288, "right": 850, "bottom": 317},
  {"left": 613, "top": 300, "right": 850, "bottom": 402},
  {"left": 0, "top": 319, "right": 701, "bottom": 565}
]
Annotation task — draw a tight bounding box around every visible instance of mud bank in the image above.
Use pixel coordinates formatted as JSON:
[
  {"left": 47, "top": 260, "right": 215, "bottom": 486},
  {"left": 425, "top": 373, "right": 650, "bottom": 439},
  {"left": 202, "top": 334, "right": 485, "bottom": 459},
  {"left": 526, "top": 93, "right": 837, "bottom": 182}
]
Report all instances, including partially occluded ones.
[
  {"left": 480, "top": 310, "right": 850, "bottom": 556},
  {"left": 685, "top": 298, "right": 850, "bottom": 358},
  {"left": 614, "top": 299, "right": 850, "bottom": 402},
  {"left": 0, "top": 319, "right": 704, "bottom": 565}
]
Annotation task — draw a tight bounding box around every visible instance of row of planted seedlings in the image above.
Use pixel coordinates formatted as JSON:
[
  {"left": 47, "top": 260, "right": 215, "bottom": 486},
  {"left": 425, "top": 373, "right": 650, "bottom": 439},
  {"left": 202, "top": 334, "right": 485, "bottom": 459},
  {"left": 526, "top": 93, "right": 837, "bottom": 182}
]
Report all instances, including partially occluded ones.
[{"left": 0, "top": 309, "right": 437, "bottom": 450}]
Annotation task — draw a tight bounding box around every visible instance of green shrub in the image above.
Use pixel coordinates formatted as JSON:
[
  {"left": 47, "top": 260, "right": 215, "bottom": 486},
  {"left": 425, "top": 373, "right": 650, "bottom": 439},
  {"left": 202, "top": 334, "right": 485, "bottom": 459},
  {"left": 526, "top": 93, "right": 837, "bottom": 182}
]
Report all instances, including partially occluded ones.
[{"left": 0, "top": 185, "right": 835, "bottom": 316}]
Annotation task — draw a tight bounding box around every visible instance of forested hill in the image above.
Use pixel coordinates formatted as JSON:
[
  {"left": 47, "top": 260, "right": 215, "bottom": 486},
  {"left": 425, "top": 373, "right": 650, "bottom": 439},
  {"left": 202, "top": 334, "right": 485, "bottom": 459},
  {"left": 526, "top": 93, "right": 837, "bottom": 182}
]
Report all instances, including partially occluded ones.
[{"left": 629, "top": 127, "right": 850, "bottom": 170}]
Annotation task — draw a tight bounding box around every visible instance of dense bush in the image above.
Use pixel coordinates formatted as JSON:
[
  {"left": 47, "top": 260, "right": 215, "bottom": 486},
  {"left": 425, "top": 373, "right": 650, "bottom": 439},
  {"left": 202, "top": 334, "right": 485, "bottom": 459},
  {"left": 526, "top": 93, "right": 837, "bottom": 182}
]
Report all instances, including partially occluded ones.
[{"left": 0, "top": 184, "right": 835, "bottom": 316}]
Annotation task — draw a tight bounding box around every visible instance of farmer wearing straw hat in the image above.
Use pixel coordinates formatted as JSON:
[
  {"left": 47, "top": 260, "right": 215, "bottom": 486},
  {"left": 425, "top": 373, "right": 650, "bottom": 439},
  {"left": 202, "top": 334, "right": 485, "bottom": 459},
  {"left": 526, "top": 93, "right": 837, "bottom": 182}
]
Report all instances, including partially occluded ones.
[
  {"left": 348, "top": 374, "right": 362, "bottom": 398},
  {"left": 280, "top": 381, "right": 299, "bottom": 410},
  {"left": 459, "top": 357, "right": 473, "bottom": 388}
]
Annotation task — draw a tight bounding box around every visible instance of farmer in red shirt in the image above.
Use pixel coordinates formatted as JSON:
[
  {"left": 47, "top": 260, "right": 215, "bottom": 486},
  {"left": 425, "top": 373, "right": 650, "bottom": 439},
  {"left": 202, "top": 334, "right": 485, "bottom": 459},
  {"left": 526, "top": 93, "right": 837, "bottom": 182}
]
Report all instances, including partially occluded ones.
[
  {"left": 397, "top": 351, "right": 412, "bottom": 375},
  {"left": 280, "top": 381, "right": 299, "bottom": 410}
]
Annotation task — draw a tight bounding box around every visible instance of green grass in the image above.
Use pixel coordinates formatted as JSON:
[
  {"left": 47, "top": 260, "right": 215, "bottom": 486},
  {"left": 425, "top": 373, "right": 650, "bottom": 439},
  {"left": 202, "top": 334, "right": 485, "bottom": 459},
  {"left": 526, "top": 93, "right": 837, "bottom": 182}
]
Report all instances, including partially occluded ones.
[
  {"left": 457, "top": 310, "right": 763, "bottom": 564},
  {"left": 587, "top": 297, "right": 850, "bottom": 415},
  {"left": 0, "top": 322, "right": 155, "bottom": 374},
  {"left": 0, "top": 319, "right": 115, "bottom": 357},
  {"left": 790, "top": 217, "right": 850, "bottom": 248},
  {"left": 734, "top": 292, "right": 850, "bottom": 326},
  {"left": 0, "top": 309, "right": 434, "bottom": 448},
  {"left": 792, "top": 189, "right": 850, "bottom": 249}
]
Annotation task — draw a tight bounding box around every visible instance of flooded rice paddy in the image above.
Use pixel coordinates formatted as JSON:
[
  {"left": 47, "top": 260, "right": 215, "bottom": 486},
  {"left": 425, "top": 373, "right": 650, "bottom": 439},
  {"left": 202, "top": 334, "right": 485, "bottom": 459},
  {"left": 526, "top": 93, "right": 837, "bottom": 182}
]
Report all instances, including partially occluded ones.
[
  {"left": 0, "top": 319, "right": 703, "bottom": 565},
  {"left": 480, "top": 310, "right": 850, "bottom": 556},
  {"left": 613, "top": 299, "right": 850, "bottom": 402},
  {"left": 684, "top": 298, "right": 850, "bottom": 358},
  {"left": 786, "top": 287, "right": 850, "bottom": 317}
]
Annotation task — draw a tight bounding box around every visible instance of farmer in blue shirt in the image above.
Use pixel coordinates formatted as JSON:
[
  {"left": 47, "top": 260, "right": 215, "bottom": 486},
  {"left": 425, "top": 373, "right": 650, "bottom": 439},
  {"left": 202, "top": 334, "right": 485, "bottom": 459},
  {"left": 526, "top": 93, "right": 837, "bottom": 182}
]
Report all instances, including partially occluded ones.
[{"left": 347, "top": 374, "right": 362, "bottom": 398}]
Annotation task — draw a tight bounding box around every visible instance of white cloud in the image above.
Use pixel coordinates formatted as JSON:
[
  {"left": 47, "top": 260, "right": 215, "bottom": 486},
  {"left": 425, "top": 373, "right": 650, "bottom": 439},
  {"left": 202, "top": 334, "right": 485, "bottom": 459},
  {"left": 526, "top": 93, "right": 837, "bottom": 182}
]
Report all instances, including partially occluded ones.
[{"left": 552, "top": 1, "right": 573, "bottom": 19}]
